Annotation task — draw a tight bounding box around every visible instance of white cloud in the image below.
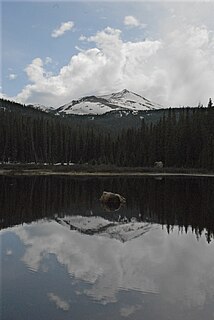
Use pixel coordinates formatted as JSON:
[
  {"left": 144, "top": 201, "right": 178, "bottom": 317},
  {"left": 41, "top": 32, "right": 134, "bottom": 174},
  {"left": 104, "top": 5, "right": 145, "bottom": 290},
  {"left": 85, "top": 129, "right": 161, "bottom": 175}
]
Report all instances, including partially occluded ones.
[
  {"left": 79, "top": 34, "right": 87, "bottom": 41},
  {"left": 45, "top": 57, "right": 53, "bottom": 65},
  {"left": 75, "top": 45, "right": 85, "bottom": 52},
  {"left": 124, "top": 15, "right": 146, "bottom": 28},
  {"left": 51, "top": 21, "right": 74, "bottom": 38},
  {"left": 14, "top": 27, "right": 162, "bottom": 107},
  {"left": 13, "top": 22, "right": 214, "bottom": 108},
  {"left": 48, "top": 292, "right": 70, "bottom": 311},
  {"left": 0, "top": 92, "right": 12, "bottom": 100},
  {"left": 9, "top": 73, "right": 17, "bottom": 80},
  {"left": 25, "top": 58, "right": 44, "bottom": 82}
]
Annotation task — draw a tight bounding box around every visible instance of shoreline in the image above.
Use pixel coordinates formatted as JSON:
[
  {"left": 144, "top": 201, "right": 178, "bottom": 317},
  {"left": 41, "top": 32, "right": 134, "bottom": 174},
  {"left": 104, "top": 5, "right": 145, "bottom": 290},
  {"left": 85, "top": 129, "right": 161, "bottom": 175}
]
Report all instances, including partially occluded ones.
[{"left": 0, "top": 170, "right": 214, "bottom": 178}]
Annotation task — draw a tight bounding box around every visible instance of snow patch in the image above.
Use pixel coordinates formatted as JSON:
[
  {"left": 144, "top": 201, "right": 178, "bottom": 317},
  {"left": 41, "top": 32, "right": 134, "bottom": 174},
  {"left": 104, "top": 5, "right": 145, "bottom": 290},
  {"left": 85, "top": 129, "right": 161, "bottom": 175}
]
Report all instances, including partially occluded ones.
[
  {"left": 58, "top": 89, "right": 164, "bottom": 116},
  {"left": 55, "top": 215, "right": 153, "bottom": 243}
]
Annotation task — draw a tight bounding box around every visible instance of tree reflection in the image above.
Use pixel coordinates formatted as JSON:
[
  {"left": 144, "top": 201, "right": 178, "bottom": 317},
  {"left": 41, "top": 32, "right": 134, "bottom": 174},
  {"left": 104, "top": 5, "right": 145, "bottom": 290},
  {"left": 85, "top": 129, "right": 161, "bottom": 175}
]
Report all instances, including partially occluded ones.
[{"left": 0, "top": 176, "right": 214, "bottom": 242}]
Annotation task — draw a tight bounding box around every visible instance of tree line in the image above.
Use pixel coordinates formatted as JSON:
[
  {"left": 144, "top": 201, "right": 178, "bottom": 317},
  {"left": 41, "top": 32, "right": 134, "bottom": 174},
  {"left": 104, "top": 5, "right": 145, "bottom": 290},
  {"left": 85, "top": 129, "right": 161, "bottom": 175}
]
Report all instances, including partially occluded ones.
[
  {"left": 0, "top": 98, "right": 213, "bottom": 169},
  {"left": 1, "top": 175, "right": 213, "bottom": 242}
]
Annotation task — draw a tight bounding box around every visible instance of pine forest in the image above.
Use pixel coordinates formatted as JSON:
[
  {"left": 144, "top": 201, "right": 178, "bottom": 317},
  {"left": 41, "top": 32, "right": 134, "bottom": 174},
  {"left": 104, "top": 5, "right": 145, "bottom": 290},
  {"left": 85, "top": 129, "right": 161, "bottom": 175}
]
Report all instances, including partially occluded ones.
[{"left": 0, "top": 98, "right": 213, "bottom": 170}]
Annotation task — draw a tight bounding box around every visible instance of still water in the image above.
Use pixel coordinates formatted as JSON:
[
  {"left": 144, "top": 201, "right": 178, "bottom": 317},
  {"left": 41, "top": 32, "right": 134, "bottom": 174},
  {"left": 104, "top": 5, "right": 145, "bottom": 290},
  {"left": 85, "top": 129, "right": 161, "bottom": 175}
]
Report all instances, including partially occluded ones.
[{"left": 1, "top": 176, "right": 214, "bottom": 320}]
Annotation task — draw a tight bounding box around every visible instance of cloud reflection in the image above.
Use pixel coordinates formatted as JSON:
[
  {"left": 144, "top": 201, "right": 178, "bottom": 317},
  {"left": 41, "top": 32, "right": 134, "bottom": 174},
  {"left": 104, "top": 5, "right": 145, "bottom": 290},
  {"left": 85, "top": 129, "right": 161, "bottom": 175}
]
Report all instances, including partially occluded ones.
[
  {"left": 47, "top": 292, "right": 70, "bottom": 311},
  {"left": 14, "top": 219, "right": 214, "bottom": 309}
]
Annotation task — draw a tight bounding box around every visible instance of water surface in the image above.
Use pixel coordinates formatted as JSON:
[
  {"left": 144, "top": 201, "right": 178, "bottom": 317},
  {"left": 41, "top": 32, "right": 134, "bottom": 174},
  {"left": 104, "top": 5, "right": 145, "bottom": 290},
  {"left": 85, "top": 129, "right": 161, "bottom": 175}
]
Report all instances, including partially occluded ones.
[{"left": 1, "top": 176, "right": 214, "bottom": 320}]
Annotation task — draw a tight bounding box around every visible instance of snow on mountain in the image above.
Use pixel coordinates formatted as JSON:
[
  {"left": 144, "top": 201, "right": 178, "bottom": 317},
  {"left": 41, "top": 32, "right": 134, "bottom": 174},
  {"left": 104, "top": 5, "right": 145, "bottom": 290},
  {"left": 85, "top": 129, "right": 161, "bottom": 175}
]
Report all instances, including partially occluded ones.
[
  {"left": 100, "top": 89, "right": 163, "bottom": 111},
  {"left": 58, "top": 98, "right": 116, "bottom": 115},
  {"left": 55, "top": 215, "right": 154, "bottom": 243},
  {"left": 57, "top": 89, "right": 164, "bottom": 116},
  {"left": 28, "top": 103, "right": 55, "bottom": 113}
]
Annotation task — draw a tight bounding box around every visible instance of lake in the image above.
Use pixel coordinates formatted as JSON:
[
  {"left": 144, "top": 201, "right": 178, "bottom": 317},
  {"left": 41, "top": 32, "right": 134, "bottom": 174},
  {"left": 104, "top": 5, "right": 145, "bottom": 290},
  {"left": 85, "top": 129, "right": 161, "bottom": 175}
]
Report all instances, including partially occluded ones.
[{"left": 1, "top": 175, "right": 214, "bottom": 320}]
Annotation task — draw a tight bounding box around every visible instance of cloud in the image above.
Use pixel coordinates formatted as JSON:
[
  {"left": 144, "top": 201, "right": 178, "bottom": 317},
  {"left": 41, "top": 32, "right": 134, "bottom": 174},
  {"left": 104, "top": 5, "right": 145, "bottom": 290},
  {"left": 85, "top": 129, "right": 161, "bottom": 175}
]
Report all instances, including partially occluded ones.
[
  {"left": 51, "top": 21, "right": 74, "bottom": 38},
  {"left": 47, "top": 292, "right": 70, "bottom": 311},
  {"left": 45, "top": 57, "right": 53, "bottom": 65},
  {"left": 25, "top": 58, "right": 44, "bottom": 82},
  {"left": 79, "top": 34, "right": 87, "bottom": 41},
  {"left": 0, "top": 92, "right": 14, "bottom": 100},
  {"left": 14, "top": 27, "right": 162, "bottom": 107},
  {"left": 120, "top": 305, "right": 141, "bottom": 318},
  {"left": 159, "top": 24, "right": 214, "bottom": 106},
  {"left": 13, "top": 23, "right": 214, "bottom": 108},
  {"left": 123, "top": 15, "right": 146, "bottom": 28},
  {"left": 9, "top": 73, "right": 17, "bottom": 80},
  {"left": 6, "top": 249, "right": 13, "bottom": 256}
]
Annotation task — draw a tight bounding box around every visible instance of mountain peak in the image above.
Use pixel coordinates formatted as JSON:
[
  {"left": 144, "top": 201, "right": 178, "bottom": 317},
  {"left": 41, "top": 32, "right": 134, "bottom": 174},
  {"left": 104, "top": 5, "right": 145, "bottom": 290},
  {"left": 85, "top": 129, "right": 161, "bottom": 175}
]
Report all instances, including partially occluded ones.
[
  {"left": 58, "top": 89, "right": 164, "bottom": 115},
  {"left": 121, "top": 89, "right": 130, "bottom": 94},
  {"left": 55, "top": 215, "right": 153, "bottom": 243},
  {"left": 113, "top": 89, "right": 132, "bottom": 98}
]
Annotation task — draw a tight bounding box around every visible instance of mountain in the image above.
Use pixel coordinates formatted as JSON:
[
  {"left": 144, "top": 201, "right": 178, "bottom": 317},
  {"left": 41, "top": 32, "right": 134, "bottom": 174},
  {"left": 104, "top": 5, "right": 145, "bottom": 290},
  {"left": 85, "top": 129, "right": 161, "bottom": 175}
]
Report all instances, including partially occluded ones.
[
  {"left": 55, "top": 215, "right": 153, "bottom": 243},
  {"left": 0, "top": 97, "right": 169, "bottom": 132},
  {"left": 0, "top": 90, "right": 168, "bottom": 132},
  {"left": 27, "top": 103, "right": 55, "bottom": 113},
  {"left": 0, "top": 98, "right": 55, "bottom": 119},
  {"left": 57, "top": 89, "right": 164, "bottom": 116},
  {"left": 1, "top": 89, "right": 165, "bottom": 118}
]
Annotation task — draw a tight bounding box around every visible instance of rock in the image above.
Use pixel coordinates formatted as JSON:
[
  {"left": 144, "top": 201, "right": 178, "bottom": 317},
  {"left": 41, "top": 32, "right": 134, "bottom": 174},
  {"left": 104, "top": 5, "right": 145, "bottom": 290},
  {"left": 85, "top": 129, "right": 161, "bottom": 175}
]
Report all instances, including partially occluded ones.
[{"left": 100, "top": 191, "right": 126, "bottom": 212}]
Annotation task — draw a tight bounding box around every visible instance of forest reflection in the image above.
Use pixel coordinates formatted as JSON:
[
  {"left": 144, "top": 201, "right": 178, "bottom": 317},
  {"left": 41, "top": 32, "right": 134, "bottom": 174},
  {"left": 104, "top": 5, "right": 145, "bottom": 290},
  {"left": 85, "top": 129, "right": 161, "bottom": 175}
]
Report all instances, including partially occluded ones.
[{"left": 0, "top": 176, "right": 214, "bottom": 242}]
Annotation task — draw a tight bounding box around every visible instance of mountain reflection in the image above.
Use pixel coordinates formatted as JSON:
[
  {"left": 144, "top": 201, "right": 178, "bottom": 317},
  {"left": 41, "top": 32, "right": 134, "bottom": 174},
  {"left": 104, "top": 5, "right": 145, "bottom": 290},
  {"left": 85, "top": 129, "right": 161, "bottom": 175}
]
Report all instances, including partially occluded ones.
[
  {"left": 0, "top": 176, "right": 214, "bottom": 242},
  {"left": 11, "top": 220, "right": 214, "bottom": 310}
]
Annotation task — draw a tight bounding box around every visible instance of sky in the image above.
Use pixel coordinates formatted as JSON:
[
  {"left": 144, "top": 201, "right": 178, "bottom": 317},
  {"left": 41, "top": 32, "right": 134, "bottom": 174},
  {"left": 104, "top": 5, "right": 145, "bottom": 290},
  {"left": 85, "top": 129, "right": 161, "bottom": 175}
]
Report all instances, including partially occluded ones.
[{"left": 1, "top": 1, "right": 214, "bottom": 108}]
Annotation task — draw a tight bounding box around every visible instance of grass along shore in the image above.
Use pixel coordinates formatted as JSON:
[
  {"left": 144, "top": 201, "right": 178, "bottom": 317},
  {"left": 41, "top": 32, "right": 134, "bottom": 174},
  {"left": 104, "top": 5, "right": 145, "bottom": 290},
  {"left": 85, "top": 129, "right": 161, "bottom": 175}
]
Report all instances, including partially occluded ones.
[{"left": 0, "top": 164, "right": 213, "bottom": 177}]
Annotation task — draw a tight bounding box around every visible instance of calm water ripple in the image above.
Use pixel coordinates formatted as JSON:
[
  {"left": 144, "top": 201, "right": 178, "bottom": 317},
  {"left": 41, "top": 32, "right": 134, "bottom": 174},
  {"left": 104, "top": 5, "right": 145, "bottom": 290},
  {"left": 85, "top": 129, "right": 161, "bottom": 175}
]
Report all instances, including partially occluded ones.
[{"left": 1, "top": 176, "right": 214, "bottom": 320}]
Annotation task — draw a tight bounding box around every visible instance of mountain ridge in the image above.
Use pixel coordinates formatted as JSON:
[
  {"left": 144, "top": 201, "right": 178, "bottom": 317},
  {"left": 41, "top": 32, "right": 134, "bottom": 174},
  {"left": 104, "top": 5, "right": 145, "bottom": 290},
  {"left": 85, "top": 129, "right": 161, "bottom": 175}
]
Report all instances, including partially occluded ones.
[
  {"left": 56, "top": 89, "right": 164, "bottom": 116},
  {"left": 55, "top": 215, "right": 153, "bottom": 243},
  {"left": 0, "top": 96, "right": 172, "bottom": 132}
]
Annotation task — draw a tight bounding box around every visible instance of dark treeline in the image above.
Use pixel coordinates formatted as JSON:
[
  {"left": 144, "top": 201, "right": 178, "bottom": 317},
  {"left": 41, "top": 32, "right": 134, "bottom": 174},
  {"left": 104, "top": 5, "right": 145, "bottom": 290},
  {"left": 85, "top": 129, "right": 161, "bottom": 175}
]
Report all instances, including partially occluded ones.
[
  {"left": 0, "top": 98, "right": 213, "bottom": 169},
  {"left": 0, "top": 176, "right": 214, "bottom": 243}
]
